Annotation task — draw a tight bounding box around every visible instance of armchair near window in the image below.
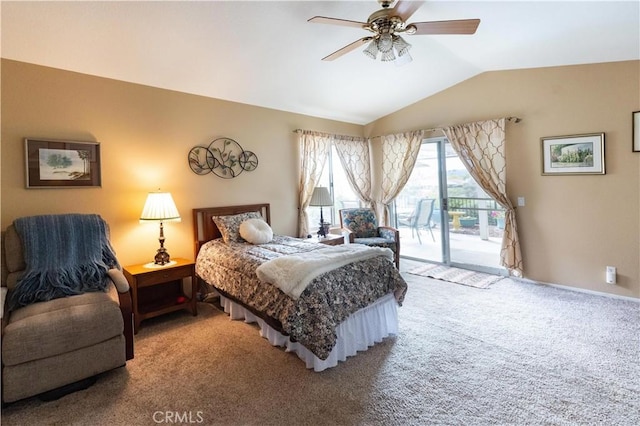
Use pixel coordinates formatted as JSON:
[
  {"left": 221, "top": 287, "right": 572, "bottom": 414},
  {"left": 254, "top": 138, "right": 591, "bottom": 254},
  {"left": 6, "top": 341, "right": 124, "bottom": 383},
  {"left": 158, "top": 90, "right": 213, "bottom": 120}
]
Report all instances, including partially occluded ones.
[
  {"left": 339, "top": 208, "right": 400, "bottom": 268},
  {"left": 1, "top": 215, "right": 134, "bottom": 403}
]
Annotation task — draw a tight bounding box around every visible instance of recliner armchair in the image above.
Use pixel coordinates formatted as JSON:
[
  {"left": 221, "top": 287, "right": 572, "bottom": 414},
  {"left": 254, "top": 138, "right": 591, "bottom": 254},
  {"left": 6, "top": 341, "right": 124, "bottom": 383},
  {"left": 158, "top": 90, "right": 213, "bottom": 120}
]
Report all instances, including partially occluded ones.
[
  {"left": 1, "top": 216, "right": 134, "bottom": 403},
  {"left": 339, "top": 208, "right": 400, "bottom": 268}
]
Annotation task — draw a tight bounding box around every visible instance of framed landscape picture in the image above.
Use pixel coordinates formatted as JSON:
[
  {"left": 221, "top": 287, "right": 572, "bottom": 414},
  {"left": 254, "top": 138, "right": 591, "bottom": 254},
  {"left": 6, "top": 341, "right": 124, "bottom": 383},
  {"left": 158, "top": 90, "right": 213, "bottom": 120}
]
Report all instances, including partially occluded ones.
[
  {"left": 25, "top": 138, "right": 102, "bottom": 188},
  {"left": 541, "top": 133, "right": 605, "bottom": 175}
]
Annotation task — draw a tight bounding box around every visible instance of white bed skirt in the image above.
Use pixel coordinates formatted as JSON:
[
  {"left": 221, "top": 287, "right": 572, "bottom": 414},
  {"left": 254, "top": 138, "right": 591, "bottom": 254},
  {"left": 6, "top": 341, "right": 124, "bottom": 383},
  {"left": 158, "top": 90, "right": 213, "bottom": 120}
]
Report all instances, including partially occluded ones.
[{"left": 218, "top": 293, "right": 398, "bottom": 372}]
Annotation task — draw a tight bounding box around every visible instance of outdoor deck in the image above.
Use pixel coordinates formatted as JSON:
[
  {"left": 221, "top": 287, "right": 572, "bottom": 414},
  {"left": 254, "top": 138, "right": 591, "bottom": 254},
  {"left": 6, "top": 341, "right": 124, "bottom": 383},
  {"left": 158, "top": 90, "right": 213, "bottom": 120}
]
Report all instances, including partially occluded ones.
[{"left": 398, "top": 223, "right": 505, "bottom": 272}]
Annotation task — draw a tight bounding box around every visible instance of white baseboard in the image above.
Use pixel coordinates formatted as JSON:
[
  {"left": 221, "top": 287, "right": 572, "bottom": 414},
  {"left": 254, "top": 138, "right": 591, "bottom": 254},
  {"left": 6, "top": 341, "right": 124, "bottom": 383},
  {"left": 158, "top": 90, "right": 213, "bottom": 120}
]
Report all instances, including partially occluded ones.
[{"left": 513, "top": 277, "right": 640, "bottom": 302}]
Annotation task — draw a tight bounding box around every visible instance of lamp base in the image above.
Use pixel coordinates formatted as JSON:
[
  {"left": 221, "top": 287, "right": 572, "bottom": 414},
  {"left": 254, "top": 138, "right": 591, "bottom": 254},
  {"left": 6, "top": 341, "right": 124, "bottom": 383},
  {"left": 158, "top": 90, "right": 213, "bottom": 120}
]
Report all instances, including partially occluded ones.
[
  {"left": 317, "top": 222, "right": 329, "bottom": 238},
  {"left": 316, "top": 205, "right": 329, "bottom": 238},
  {"left": 153, "top": 221, "right": 171, "bottom": 265},
  {"left": 154, "top": 248, "right": 171, "bottom": 265}
]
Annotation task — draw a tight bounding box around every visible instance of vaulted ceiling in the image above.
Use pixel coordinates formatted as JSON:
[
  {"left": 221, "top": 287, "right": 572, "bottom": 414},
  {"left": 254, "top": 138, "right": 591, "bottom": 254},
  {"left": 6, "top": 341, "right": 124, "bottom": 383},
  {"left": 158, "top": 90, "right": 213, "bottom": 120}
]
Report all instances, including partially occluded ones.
[{"left": 2, "top": 1, "right": 639, "bottom": 125}]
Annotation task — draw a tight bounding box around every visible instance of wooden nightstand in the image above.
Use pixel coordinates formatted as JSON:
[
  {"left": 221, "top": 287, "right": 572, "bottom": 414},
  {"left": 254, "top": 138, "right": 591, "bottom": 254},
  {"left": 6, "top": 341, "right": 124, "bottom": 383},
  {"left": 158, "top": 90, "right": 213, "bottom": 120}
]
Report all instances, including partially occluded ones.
[
  {"left": 123, "top": 258, "right": 197, "bottom": 333},
  {"left": 310, "top": 233, "right": 344, "bottom": 246}
]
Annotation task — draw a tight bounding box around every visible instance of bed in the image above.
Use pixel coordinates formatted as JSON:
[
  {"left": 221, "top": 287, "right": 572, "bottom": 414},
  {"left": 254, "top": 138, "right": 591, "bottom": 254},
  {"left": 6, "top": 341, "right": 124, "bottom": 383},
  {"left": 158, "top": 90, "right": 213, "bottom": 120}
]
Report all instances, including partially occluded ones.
[{"left": 193, "top": 203, "right": 407, "bottom": 371}]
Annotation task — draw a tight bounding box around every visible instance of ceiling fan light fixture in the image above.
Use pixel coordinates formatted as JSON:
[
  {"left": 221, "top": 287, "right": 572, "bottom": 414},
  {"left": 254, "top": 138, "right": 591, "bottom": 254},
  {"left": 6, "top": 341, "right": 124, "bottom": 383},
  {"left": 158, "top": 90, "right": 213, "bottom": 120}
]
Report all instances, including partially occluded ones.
[
  {"left": 393, "top": 35, "right": 412, "bottom": 57},
  {"left": 363, "top": 39, "right": 379, "bottom": 59},
  {"left": 380, "top": 49, "right": 396, "bottom": 62},
  {"left": 378, "top": 33, "right": 396, "bottom": 62}
]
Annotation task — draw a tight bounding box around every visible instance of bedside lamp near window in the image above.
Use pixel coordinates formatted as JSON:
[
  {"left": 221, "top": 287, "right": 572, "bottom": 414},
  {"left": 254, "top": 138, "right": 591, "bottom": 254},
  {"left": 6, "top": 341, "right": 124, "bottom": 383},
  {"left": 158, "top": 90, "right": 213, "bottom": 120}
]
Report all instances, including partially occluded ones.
[
  {"left": 309, "top": 186, "right": 333, "bottom": 238},
  {"left": 140, "top": 191, "right": 181, "bottom": 265}
]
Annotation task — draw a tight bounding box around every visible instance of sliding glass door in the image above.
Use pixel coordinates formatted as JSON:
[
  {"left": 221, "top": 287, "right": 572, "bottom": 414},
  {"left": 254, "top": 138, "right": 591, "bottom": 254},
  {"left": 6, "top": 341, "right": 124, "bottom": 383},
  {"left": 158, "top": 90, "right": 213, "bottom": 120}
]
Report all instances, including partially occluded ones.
[
  {"left": 395, "top": 141, "right": 443, "bottom": 263},
  {"left": 395, "top": 138, "right": 504, "bottom": 273}
]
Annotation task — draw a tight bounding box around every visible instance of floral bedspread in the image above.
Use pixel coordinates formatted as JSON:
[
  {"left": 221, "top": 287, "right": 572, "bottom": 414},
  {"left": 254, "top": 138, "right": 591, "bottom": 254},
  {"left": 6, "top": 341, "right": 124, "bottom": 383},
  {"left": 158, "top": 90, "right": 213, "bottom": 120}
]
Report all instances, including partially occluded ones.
[{"left": 195, "top": 235, "right": 408, "bottom": 360}]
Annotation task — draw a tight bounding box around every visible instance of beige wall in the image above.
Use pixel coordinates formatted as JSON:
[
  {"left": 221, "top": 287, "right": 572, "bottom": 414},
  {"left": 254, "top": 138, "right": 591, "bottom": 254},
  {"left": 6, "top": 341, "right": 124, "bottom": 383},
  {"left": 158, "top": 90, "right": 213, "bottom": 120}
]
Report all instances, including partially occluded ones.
[
  {"left": 1, "top": 59, "right": 362, "bottom": 265},
  {"left": 2, "top": 59, "right": 638, "bottom": 298},
  {"left": 366, "top": 60, "right": 640, "bottom": 298}
]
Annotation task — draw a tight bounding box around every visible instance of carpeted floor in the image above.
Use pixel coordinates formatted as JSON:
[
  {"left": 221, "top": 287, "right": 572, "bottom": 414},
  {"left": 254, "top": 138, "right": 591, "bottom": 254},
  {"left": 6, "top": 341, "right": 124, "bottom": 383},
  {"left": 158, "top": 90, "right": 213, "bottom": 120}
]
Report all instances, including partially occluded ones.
[
  {"left": 408, "top": 263, "right": 505, "bottom": 288},
  {"left": 2, "top": 260, "right": 639, "bottom": 425}
]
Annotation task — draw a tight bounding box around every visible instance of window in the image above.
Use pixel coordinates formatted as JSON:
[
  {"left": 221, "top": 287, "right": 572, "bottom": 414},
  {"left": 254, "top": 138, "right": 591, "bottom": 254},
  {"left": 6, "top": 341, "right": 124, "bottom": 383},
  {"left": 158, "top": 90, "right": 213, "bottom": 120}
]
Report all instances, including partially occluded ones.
[{"left": 307, "top": 145, "right": 359, "bottom": 230}]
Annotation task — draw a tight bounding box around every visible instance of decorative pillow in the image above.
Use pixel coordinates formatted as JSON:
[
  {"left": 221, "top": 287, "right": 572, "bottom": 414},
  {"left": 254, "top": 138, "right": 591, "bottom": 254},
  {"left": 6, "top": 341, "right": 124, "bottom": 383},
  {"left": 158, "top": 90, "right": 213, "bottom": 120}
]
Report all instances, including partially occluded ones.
[
  {"left": 239, "top": 218, "right": 273, "bottom": 245},
  {"left": 213, "top": 212, "right": 262, "bottom": 244}
]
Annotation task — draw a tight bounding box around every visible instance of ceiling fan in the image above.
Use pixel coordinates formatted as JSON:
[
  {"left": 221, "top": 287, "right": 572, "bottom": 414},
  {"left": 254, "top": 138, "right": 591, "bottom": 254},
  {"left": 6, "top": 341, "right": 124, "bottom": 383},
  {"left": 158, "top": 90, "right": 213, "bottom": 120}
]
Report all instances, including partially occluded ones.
[{"left": 308, "top": 0, "right": 480, "bottom": 63}]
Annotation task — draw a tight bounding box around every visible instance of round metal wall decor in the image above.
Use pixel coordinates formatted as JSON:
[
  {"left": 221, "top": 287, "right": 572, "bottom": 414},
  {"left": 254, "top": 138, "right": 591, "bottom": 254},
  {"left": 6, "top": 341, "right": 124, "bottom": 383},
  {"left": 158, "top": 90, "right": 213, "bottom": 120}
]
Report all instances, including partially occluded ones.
[
  {"left": 188, "top": 137, "right": 258, "bottom": 179},
  {"left": 239, "top": 151, "right": 258, "bottom": 171}
]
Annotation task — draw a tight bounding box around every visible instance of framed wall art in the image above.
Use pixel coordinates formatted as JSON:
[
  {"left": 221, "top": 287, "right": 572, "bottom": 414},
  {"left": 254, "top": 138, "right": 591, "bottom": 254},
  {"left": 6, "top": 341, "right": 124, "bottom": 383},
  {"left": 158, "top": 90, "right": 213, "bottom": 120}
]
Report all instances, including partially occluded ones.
[
  {"left": 25, "top": 138, "right": 102, "bottom": 188},
  {"left": 540, "top": 133, "right": 605, "bottom": 175},
  {"left": 633, "top": 111, "right": 640, "bottom": 152}
]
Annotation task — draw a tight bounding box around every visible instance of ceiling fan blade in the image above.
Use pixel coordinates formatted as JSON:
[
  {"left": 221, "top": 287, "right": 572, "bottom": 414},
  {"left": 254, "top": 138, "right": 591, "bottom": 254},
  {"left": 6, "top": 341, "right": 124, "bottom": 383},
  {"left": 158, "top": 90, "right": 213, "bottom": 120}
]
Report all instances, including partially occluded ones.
[
  {"left": 321, "top": 37, "right": 372, "bottom": 61},
  {"left": 308, "top": 16, "right": 367, "bottom": 29},
  {"left": 392, "top": 0, "right": 425, "bottom": 21},
  {"left": 410, "top": 19, "right": 480, "bottom": 35}
]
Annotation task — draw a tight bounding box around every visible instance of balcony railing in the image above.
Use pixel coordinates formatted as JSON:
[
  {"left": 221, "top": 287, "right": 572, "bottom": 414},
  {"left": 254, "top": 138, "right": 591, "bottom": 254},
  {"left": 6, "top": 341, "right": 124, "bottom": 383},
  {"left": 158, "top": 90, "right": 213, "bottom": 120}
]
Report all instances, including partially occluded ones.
[
  {"left": 448, "top": 197, "right": 504, "bottom": 226},
  {"left": 393, "top": 197, "right": 505, "bottom": 239}
]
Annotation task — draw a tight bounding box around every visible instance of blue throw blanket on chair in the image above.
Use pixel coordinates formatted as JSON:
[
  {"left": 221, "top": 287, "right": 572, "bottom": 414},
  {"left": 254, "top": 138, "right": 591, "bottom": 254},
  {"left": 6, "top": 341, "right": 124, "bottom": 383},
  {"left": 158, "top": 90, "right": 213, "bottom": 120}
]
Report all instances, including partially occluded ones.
[{"left": 9, "top": 213, "right": 120, "bottom": 311}]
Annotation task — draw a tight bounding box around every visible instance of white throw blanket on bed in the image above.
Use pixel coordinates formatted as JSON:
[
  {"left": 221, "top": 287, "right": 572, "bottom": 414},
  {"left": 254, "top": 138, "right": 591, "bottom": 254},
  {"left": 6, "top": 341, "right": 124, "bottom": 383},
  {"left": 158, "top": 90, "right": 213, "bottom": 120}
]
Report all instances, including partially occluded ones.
[{"left": 255, "top": 244, "right": 393, "bottom": 299}]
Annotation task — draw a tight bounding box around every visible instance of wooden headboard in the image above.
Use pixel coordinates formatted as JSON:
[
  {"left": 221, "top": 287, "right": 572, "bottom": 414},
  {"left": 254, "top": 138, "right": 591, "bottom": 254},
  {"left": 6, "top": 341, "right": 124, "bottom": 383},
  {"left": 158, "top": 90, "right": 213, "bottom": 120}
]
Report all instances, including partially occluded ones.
[{"left": 192, "top": 203, "right": 271, "bottom": 258}]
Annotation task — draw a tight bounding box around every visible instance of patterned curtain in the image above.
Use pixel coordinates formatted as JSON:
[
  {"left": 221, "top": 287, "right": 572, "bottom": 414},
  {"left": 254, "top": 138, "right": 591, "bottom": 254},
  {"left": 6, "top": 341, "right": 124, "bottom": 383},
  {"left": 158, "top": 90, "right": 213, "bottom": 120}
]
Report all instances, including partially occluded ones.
[
  {"left": 333, "top": 135, "right": 373, "bottom": 208},
  {"left": 297, "top": 130, "right": 331, "bottom": 237},
  {"left": 442, "top": 119, "right": 523, "bottom": 276},
  {"left": 377, "top": 130, "right": 425, "bottom": 225}
]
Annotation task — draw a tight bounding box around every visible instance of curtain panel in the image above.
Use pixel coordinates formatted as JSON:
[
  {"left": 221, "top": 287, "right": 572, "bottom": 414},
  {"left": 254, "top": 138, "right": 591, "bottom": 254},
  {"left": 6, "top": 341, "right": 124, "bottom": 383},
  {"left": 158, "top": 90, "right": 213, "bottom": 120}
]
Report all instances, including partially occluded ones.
[
  {"left": 296, "top": 131, "right": 331, "bottom": 238},
  {"left": 377, "top": 130, "right": 425, "bottom": 225},
  {"left": 442, "top": 119, "right": 523, "bottom": 276},
  {"left": 333, "top": 135, "right": 373, "bottom": 208}
]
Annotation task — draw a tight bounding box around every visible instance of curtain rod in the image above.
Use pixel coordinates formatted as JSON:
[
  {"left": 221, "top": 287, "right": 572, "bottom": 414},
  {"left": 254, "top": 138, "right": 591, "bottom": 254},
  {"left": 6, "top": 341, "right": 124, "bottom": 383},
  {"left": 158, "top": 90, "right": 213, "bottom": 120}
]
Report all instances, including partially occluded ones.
[
  {"left": 290, "top": 129, "right": 364, "bottom": 139},
  {"left": 292, "top": 116, "right": 522, "bottom": 138},
  {"left": 291, "top": 129, "right": 361, "bottom": 135},
  {"left": 367, "top": 117, "right": 523, "bottom": 139}
]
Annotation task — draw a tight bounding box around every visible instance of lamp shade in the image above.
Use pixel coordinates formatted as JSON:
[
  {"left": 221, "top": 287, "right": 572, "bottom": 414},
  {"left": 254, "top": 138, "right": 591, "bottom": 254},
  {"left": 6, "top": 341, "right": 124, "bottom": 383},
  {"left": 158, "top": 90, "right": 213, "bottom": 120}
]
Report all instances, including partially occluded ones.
[
  {"left": 309, "top": 187, "right": 333, "bottom": 207},
  {"left": 139, "top": 192, "right": 181, "bottom": 222}
]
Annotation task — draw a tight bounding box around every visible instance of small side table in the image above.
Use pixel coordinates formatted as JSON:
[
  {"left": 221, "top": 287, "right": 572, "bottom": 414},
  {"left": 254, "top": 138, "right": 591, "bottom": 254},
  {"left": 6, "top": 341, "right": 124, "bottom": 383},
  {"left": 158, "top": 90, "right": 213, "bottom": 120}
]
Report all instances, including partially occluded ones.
[
  {"left": 309, "top": 233, "right": 344, "bottom": 246},
  {"left": 123, "top": 258, "right": 197, "bottom": 333}
]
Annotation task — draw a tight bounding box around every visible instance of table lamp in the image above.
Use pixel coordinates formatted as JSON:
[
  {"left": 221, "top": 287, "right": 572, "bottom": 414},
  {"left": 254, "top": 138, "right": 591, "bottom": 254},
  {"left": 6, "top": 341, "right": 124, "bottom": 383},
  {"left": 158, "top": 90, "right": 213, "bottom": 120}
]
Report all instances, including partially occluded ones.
[
  {"left": 309, "top": 186, "right": 333, "bottom": 238},
  {"left": 139, "top": 191, "right": 181, "bottom": 265}
]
